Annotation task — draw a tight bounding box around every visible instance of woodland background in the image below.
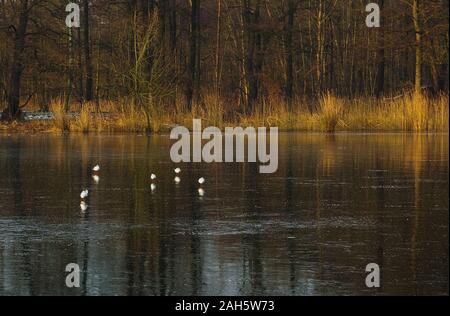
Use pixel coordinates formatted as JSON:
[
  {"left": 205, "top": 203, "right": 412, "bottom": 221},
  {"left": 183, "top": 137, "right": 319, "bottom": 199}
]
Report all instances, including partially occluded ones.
[{"left": 0, "top": 0, "right": 448, "bottom": 131}]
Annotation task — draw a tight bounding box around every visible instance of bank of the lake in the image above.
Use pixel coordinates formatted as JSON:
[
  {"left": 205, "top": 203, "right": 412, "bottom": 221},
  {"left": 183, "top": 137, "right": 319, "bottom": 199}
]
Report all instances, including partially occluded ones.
[{"left": 1, "top": 93, "right": 448, "bottom": 134}]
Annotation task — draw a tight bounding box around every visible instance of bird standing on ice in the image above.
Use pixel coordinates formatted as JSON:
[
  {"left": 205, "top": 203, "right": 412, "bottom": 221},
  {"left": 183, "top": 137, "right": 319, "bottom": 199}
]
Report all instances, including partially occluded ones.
[
  {"left": 80, "top": 201, "right": 88, "bottom": 212},
  {"left": 80, "top": 189, "right": 89, "bottom": 200},
  {"left": 198, "top": 178, "right": 205, "bottom": 196},
  {"left": 93, "top": 175, "right": 100, "bottom": 184}
]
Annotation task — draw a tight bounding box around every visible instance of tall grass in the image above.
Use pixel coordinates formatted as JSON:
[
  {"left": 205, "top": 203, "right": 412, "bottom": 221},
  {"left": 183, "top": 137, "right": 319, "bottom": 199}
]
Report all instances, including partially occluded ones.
[
  {"left": 317, "top": 92, "right": 344, "bottom": 133},
  {"left": 72, "top": 102, "right": 94, "bottom": 133},
  {"left": 43, "top": 92, "right": 448, "bottom": 134},
  {"left": 49, "top": 99, "right": 68, "bottom": 132}
]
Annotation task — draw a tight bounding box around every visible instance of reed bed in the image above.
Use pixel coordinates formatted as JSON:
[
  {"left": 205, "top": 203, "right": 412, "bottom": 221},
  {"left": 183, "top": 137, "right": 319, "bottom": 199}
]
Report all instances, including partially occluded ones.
[{"left": 2, "top": 92, "right": 448, "bottom": 134}]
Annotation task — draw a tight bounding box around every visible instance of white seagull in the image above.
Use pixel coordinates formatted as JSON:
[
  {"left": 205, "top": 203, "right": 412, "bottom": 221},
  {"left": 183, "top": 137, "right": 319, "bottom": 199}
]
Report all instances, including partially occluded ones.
[
  {"left": 80, "top": 201, "right": 88, "bottom": 212},
  {"left": 80, "top": 189, "right": 89, "bottom": 200},
  {"left": 92, "top": 175, "right": 100, "bottom": 184}
]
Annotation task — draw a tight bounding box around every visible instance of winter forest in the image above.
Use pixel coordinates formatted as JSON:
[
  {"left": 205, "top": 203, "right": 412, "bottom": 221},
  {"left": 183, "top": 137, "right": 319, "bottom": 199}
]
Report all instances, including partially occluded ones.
[{"left": 0, "top": 0, "right": 448, "bottom": 132}]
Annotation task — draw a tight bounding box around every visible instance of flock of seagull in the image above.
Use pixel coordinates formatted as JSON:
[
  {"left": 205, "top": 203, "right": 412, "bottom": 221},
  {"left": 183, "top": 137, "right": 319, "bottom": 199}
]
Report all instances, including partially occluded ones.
[
  {"left": 79, "top": 165, "right": 206, "bottom": 212},
  {"left": 150, "top": 168, "right": 206, "bottom": 196}
]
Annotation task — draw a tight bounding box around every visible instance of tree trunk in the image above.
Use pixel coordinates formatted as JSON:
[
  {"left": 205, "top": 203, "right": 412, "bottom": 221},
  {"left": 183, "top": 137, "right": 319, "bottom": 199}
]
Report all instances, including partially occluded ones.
[
  {"left": 139, "top": 0, "right": 155, "bottom": 83},
  {"left": 65, "top": 25, "right": 74, "bottom": 112},
  {"left": 412, "top": 0, "right": 422, "bottom": 95},
  {"left": 316, "top": 0, "right": 324, "bottom": 94},
  {"left": 7, "top": 0, "right": 29, "bottom": 120},
  {"left": 214, "top": 0, "right": 222, "bottom": 101},
  {"left": 285, "top": 0, "right": 295, "bottom": 108},
  {"left": 375, "top": 0, "right": 385, "bottom": 97},
  {"left": 169, "top": 0, "right": 177, "bottom": 53},
  {"left": 77, "top": 25, "right": 84, "bottom": 102},
  {"left": 242, "top": 0, "right": 261, "bottom": 114},
  {"left": 83, "top": 0, "right": 94, "bottom": 102},
  {"left": 186, "top": 0, "right": 201, "bottom": 111}
]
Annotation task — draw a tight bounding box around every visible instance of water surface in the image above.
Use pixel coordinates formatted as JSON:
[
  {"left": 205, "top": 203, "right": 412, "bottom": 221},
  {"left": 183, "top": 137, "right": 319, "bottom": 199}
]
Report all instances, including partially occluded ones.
[{"left": 0, "top": 133, "right": 448, "bottom": 296}]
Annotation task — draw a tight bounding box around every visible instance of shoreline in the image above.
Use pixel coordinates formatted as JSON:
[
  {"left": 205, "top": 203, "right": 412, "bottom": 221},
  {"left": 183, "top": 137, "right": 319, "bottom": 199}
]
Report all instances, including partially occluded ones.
[
  {"left": 1, "top": 120, "right": 449, "bottom": 135},
  {"left": 1, "top": 93, "right": 448, "bottom": 134}
]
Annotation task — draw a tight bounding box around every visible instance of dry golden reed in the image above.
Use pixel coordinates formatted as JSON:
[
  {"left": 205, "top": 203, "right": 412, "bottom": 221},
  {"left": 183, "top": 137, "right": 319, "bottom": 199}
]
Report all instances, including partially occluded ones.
[{"left": 11, "top": 92, "right": 448, "bottom": 134}]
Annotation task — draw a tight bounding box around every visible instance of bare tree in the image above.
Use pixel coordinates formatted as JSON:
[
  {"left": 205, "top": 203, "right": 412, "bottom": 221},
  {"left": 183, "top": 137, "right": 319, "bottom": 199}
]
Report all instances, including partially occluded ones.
[
  {"left": 375, "top": 0, "right": 385, "bottom": 97},
  {"left": 186, "top": 0, "right": 201, "bottom": 111},
  {"left": 83, "top": 0, "right": 93, "bottom": 101},
  {"left": 412, "top": 0, "right": 422, "bottom": 94},
  {"left": 6, "top": 0, "right": 30, "bottom": 120},
  {"left": 284, "top": 0, "right": 296, "bottom": 108}
]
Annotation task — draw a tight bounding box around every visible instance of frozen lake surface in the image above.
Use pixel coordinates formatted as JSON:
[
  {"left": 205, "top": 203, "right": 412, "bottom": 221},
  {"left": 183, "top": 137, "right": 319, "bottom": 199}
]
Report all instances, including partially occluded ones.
[{"left": 0, "top": 133, "right": 448, "bottom": 295}]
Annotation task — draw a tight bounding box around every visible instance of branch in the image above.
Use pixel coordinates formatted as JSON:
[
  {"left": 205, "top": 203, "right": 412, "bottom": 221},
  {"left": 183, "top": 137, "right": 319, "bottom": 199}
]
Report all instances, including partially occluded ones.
[{"left": 20, "top": 93, "right": 34, "bottom": 109}]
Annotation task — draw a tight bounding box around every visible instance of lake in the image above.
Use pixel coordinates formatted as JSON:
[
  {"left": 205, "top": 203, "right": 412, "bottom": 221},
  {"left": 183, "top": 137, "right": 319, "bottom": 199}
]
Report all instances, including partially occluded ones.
[{"left": 0, "top": 133, "right": 448, "bottom": 296}]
